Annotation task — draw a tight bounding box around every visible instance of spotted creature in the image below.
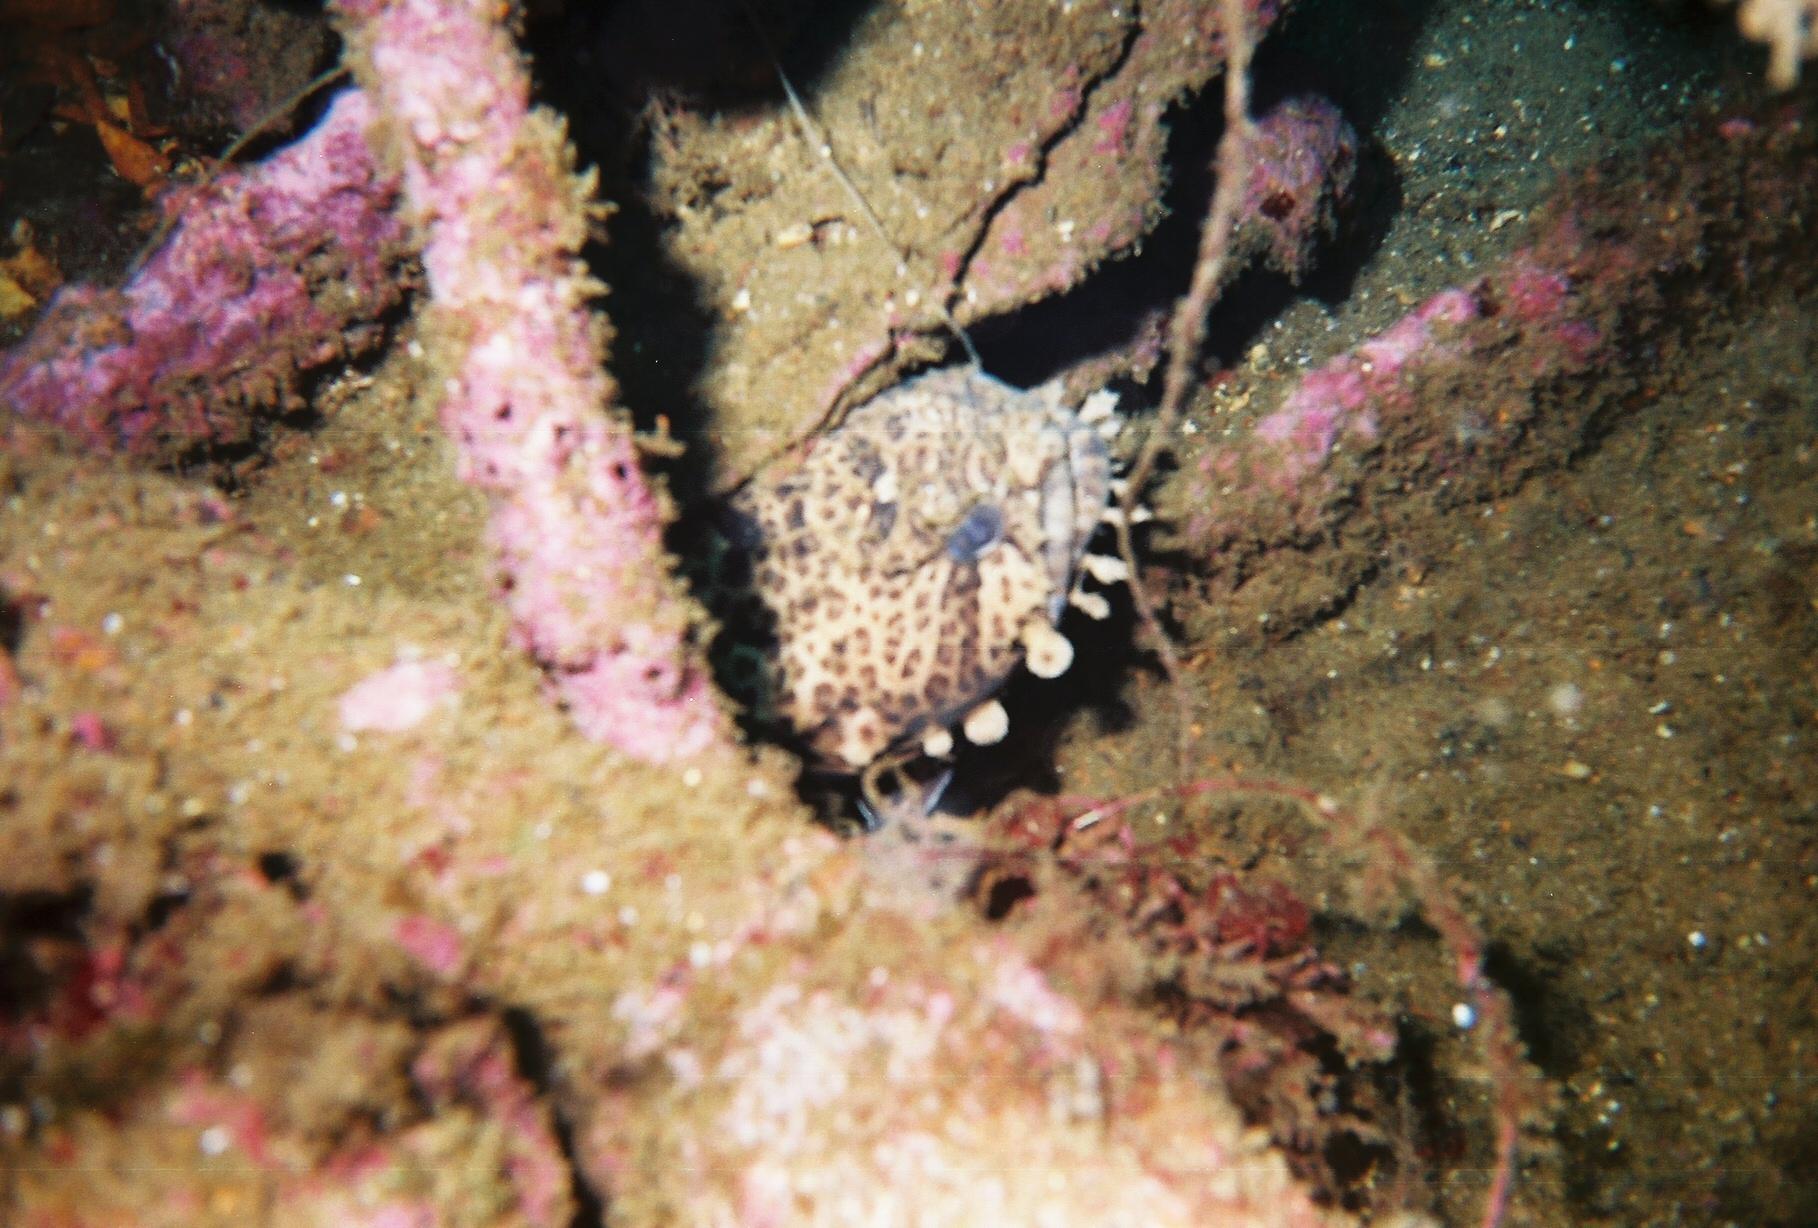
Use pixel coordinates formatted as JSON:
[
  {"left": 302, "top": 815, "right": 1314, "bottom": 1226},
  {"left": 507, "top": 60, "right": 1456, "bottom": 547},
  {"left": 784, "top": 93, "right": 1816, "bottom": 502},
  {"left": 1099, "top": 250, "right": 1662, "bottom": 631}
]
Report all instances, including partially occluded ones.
[{"left": 726, "top": 365, "right": 1133, "bottom": 807}]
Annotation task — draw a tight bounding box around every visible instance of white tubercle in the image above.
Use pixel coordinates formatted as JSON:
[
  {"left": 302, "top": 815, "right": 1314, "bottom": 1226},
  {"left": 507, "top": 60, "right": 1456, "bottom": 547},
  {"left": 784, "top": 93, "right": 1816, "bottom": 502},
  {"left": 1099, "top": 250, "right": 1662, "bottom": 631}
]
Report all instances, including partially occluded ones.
[
  {"left": 1099, "top": 504, "right": 1154, "bottom": 526},
  {"left": 1020, "top": 619, "right": 1075, "bottom": 679},
  {"left": 962, "top": 699, "right": 1010, "bottom": 746},
  {"left": 1081, "top": 553, "right": 1130, "bottom": 585},
  {"left": 1070, "top": 590, "right": 1111, "bottom": 620},
  {"left": 921, "top": 725, "right": 955, "bottom": 758}
]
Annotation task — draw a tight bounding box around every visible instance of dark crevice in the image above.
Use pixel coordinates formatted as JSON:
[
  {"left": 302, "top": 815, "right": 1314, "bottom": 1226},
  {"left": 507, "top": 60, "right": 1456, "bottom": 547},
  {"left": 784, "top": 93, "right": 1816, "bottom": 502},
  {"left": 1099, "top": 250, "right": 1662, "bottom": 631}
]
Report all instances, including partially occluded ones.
[
  {"left": 972, "top": 9, "right": 1404, "bottom": 389},
  {"left": 0, "top": 888, "right": 96, "bottom": 1024},
  {"left": 501, "top": 1006, "right": 610, "bottom": 1228},
  {"left": 0, "top": 586, "right": 23, "bottom": 655},
  {"left": 943, "top": 10, "right": 1144, "bottom": 319},
  {"left": 256, "top": 851, "right": 310, "bottom": 901}
]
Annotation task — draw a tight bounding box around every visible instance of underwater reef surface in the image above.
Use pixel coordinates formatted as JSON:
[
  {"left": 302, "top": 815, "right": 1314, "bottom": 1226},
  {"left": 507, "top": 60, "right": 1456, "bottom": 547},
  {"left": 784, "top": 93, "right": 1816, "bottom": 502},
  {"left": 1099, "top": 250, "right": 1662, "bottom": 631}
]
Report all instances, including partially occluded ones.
[{"left": 2, "top": 1, "right": 1815, "bottom": 1225}]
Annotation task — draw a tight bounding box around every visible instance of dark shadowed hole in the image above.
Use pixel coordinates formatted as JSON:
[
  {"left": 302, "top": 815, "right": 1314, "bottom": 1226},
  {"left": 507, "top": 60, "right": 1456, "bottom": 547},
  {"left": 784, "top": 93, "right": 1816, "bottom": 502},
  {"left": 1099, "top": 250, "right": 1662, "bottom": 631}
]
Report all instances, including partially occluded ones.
[
  {"left": 257, "top": 851, "right": 300, "bottom": 883},
  {"left": 982, "top": 873, "right": 1037, "bottom": 921},
  {"left": 501, "top": 1006, "right": 611, "bottom": 1228}
]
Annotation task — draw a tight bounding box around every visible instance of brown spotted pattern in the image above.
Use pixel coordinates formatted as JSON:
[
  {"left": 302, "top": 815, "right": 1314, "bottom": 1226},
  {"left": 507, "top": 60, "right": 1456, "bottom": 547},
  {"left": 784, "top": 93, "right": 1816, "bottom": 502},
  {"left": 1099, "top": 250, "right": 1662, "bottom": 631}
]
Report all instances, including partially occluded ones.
[{"left": 729, "top": 367, "right": 1112, "bottom": 771}]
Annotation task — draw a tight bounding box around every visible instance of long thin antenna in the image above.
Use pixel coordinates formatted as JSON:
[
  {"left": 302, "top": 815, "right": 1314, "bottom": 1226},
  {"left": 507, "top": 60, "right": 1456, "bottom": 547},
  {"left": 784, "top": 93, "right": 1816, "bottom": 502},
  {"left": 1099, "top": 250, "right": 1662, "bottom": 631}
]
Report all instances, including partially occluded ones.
[
  {"left": 748, "top": 8, "right": 982, "bottom": 370},
  {"left": 130, "top": 65, "right": 351, "bottom": 275},
  {"left": 214, "top": 65, "right": 351, "bottom": 168},
  {"left": 1112, "top": 0, "right": 1256, "bottom": 776}
]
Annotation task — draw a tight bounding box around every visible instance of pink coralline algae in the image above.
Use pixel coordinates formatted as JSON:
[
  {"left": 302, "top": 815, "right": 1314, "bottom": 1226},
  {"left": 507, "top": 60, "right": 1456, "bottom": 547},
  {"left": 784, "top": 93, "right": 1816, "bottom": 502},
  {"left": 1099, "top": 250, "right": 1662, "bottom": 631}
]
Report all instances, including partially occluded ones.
[
  {"left": 1254, "top": 286, "right": 1483, "bottom": 475},
  {"left": 410, "top": 1019, "right": 574, "bottom": 1228},
  {"left": 393, "top": 914, "right": 466, "bottom": 977},
  {"left": 49, "top": 1025, "right": 576, "bottom": 1227},
  {"left": 0, "top": 90, "right": 410, "bottom": 457},
  {"left": 637, "top": 941, "right": 1340, "bottom": 1228},
  {"left": 1240, "top": 95, "right": 1359, "bottom": 279},
  {"left": 338, "top": 658, "right": 461, "bottom": 733},
  {"left": 1181, "top": 105, "right": 1818, "bottom": 634},
  {"left": 333, "top": 0, "right": 729, "bottom": 762}
]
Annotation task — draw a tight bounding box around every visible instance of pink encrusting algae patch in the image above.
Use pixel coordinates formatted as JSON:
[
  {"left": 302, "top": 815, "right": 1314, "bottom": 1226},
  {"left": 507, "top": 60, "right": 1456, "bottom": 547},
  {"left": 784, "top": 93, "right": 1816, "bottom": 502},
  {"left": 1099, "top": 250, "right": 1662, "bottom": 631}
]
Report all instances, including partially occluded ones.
[
  {"left": 1240, "top": 96, "right": 1358, "bottom": 278},
  {"left": 335, "top": 0, "right": 728, "bottom": 762},
  {"left": 0, "top": 91, "right": 409, "bottom": 456},
  {"left": 338, "top": 659, "right": 460, "bottom": 733},
  {"left": 392, "top": 914, "right": 464, "bottom": 977},
  {"left": 677, "top": 937, "right": 1336, "bottom": 1227},
  {"left": 1254, "top": 286, "right": 1485, "bottom": 473}
]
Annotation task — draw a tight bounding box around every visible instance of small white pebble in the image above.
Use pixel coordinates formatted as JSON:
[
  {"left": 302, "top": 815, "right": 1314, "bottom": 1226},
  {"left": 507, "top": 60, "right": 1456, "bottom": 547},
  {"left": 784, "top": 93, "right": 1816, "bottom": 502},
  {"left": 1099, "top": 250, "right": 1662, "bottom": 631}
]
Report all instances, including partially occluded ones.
[
  {"left": 581, "top": 870, "right": 611, "bottom": 896},
  {"left": 198, "top": 1126, "right": 231, "bottom": 1157},
  {"left": 344, "top": 573, "right": 362, "bottom": 587},
  {"left": 1687, "top": 930, "right": 1707, "bottom": 950},
  {"left": 1451, "top": 1002, "right": 1477, "bottom": 1030},
  {"left": 101, "top": 612, "right": 124, "bottom": 636},
  {"left": 1547, "top": 682, "right": 1584, "bottom": 718},
  {"left": 682, "top": 766, "right": 703, "bottom": 788}
]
